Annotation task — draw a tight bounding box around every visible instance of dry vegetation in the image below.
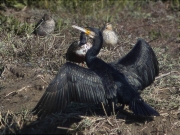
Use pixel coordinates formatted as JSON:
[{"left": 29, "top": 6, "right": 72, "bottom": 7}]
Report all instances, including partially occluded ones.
[{"left": 0, "top": 0, "right": 180, "bottom": 134}]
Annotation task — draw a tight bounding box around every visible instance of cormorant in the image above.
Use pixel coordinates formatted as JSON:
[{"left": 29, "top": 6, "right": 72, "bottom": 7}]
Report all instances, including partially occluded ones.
[
  {"left": 32, "top": 25, "right": 159, "bottom": 118},
  {"left": 102, "top": 23, "right": 118, "bottom": 50},
  {"left": 65, "top": 31, "right": 106, "bottom": 66},
  {"left": 66, "top": 32, "right": 92, "bottom": 66},
  {"left": 33, "top": 13, "right": 55, "bottom": 36}
]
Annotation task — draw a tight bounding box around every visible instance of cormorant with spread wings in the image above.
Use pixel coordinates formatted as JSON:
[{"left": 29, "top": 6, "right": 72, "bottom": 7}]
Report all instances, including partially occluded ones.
[{"left": 32, "top": 25, "right": 159, "bottom": 118}]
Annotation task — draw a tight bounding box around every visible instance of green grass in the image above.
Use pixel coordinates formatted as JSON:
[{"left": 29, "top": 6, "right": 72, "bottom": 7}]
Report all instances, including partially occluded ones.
[{"left": 0, "top": 0, "right": 180, "bottom": 134}]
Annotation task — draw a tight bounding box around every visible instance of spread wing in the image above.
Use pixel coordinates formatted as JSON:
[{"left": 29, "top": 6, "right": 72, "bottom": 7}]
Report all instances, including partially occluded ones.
[
  {"left": 32, "top": 62, "right": 107, "bottom": 118},
  {"left": 111, "top": 38, "right": 159, "bottom": 91}
]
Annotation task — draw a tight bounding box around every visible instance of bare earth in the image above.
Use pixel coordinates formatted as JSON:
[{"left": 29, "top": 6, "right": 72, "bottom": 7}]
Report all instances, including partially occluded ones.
[{"left": 0, "top": 1, "right": 180, "bottom": 135}]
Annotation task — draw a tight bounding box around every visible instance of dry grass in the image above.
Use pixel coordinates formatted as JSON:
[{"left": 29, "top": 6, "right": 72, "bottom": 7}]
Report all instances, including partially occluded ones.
[{"left": 0, "top": 0, "right": 180, "bottom": 135}]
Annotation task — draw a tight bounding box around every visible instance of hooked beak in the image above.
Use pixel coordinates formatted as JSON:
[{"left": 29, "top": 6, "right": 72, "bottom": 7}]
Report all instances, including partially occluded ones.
[{"left": 72, "top": 25, "right": 95, "bottom": 38}]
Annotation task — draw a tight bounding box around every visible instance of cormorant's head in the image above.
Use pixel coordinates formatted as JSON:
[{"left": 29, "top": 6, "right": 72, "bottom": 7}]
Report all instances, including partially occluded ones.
[
  {"left": 85, "top": 27, "right": 102, "bottom": 39},
  {"left": 79, "top": 32, "right": 87, "bottom": 46},
  {"left": 72, "top": 25, "right": 103, "bottom": 47},
  {"left": 72, "top": 25, "right": 96, "bottom": 38}
]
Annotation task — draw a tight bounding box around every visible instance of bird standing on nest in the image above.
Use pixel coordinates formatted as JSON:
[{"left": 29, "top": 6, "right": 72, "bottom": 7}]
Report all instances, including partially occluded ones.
[
  {"left": 32, "top": 25, "right": 159, "bottom": 118},
  {"left": 66, "top": 32, "right": 92, "bottom": 66},
  {"left": 102, "top": 23, "right": 118, "bottom": 50},
  {"left": 33, "top": 13, "right": 55, "bottom": 36}
]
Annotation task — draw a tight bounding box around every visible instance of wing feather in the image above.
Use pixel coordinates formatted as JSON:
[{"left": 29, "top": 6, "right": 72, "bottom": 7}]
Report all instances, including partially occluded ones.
[
  {"left": 32, "top": 62, "right": 107, "bottom": 118},
  {"left": 111, "top": 38, "right": 159, "bottom": 91}
]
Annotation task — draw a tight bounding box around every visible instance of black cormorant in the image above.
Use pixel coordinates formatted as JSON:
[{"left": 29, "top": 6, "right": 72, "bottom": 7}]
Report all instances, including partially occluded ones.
[
  {"left": 66, "top": 32, "right": 92, "bottom": 66},
  {"left": 32, "top": 25, "right": 159, "bottom": 118},
  {"left": 65, "top": 31, "right": 106, "bottom": 65}
]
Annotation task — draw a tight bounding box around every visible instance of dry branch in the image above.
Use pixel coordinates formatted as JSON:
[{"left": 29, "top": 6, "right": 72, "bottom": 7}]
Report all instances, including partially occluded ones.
[
  {"left": 57, "top": 126, "right": 74, "bottom": 131},
  {"left": 4, "top": 85, "right": 32, "bottom": 98},
  {"left": 101, "top": 102, "right": 108, "bottom": 118},
  {"left": 155, "top": 71, "right": 180, "bottom": 80}
]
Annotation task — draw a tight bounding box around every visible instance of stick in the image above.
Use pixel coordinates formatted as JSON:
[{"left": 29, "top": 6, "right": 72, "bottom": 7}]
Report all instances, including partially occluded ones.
[
  {"left": 155, "top": 71, "right": 179, "bottom": 80},
  {"left": 57, "top": 126, "right": 74, "bottom": 131},
  {"left": 112, "top": 102, "right": 116, "bottom": 117},
  {"left": 139, "top": 126, "right": 147, "bottom": 132},
  {"left": 107, "top": 119, "right": 114, "bottom": 127},
  {"left": 37, "top": 75, "right": 48, "bottom": 84},
  {"left": 4, "top": 85, "right": 31, "bottom": 98},
  {"left": 101, "top": 102, "right": 108, "bottom": 118}
]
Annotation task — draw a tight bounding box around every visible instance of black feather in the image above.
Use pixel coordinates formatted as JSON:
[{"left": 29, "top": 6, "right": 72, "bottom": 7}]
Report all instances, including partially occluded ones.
[
  {"left": 32, "top": 27, "right": 159, "bottom": 118},
  {"left": 129, "top": 98, "right": 159, "bottom": 117}
]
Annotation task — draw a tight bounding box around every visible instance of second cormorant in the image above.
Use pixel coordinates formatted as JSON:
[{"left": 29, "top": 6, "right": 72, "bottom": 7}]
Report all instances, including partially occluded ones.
[{"left": 66, "top": 32, "right": 92, "bottom": 66}]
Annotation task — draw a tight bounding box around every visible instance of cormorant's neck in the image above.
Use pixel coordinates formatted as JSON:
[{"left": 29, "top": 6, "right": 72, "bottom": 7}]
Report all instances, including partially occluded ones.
[
  {"left": 80, "top": 32, "right": 87, "bottom": 45},
  {"left": 85, "top": 31, "right": 103, "bottom": 67}
]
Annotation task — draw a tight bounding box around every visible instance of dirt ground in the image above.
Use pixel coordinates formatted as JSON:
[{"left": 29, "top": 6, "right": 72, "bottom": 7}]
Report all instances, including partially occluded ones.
[{"left": 0, "top": 1, "right": 180, "bottom": 135}]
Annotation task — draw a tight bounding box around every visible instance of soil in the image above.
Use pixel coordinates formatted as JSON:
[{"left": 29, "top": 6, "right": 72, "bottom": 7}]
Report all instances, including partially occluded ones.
[{"left": 0, "top": 1, "right": 180, "bottom": 135}]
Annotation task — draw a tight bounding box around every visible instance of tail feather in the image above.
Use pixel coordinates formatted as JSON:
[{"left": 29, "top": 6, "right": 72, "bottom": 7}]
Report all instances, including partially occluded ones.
[
  {"left": 139, "top": 102, "right": 152, "bottom": 116},
  {"left": 130, "top": 98, "right": 159, "bottom": 117},
  {"left": 136, "top": 103, "right": 147, "bottom": 116}
]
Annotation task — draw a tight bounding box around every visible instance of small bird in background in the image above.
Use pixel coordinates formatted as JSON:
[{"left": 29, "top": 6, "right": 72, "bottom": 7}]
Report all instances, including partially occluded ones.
[
  {"left": 33, "top": 13, "right": 55, "bottom": 36},
  {"left": 102, "top": 23, "right": 118, "bottom": 50}
]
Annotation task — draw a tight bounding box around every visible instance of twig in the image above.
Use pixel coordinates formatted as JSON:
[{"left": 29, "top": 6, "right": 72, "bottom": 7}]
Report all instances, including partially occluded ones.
[
  {"left": 103, "top": 125, "right": 110, "bottom": 132},
  {"left": 4, "top": 85, "right": 31, "bottom": 98},
  {"left": 101, "top": 102, "right": 115, "bottom": 127},
  {"left": 96, "top": 118, "right": 106, "bottom": 121},
  {"left": 31, "top": 19, "right": 44, "bottom": 35},
  {"left": 107, "top": 119, "right": 114, "bottom": 127},
  {"left": 0, "top": 111, "right": 5, "bottom": 128},
  {"left": 92, "top": 119, "right": 106, "bottom": 131},
  {"left": 37, "top": 75, "right": 48, "bottom": 84},
  {"left": 155, "top": 71, "right": 179, "bottom": 80},
  {"left": 57, "top": 126, "right": 74, "bottom": 131},
  {"left": 147, "top": 37, "right": 159, "bottom": 44},
  {"left": 47, "top": 35, "right": 56, "bottom": 51},
  {"left": 139, "top": 126, "right": 147, "bottom": 132},
  {"left": 101, "top": 102, "right": 108, "bottom": 118},
  {"left": 112, "top": 102, "right": 116, "bottom": 117}
]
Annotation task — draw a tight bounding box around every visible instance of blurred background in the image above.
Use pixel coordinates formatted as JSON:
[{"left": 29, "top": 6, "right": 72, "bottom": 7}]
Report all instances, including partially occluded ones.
[{"left": 0, "top": 0, "right": 180, "bottom": 134}]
